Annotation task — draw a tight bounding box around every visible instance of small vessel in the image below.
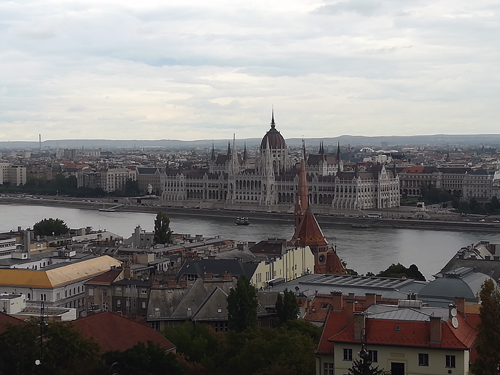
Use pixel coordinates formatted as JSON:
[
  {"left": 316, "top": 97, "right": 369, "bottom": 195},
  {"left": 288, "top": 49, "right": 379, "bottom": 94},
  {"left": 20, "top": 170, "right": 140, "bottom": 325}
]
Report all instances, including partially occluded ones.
[{"left": 235, "top": 217, "right": 250, "bottom": 226}]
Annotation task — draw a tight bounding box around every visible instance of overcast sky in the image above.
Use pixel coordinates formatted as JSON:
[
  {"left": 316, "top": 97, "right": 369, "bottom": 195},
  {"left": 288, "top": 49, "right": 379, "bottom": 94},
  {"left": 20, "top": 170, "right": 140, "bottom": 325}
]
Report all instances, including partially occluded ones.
[{"left": 1, "top": 0, "right": 499, "bottom": 141}]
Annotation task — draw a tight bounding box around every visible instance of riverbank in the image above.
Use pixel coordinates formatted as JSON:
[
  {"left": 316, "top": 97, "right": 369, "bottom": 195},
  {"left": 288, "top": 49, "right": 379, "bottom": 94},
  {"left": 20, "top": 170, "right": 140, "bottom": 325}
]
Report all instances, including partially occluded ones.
[{"left": 1, "top": 195, "right": 499, "bottom": 233}]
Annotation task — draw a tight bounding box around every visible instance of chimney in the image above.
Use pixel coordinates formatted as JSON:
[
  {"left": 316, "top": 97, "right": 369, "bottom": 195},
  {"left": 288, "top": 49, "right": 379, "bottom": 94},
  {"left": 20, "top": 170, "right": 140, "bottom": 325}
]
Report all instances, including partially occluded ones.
[
  {"left": 429, "top": 316, "right": 442, "bottom": 343},
  {"left": 330, "top": 291, "right": 343, "bottom": 312},
  {"left": 204, "top": 273, "right": 213, "bottom": 281},
  {"left": 353, "top": 313, "right": 366, "bottom": 340},
  {"left": 167, "top": 281, "right": 177, "bottom": 288},
  {"left": 124, "top": 263, "right": 132, "bottom": 279},
  {"left": 179, "top": 280, "right": 187, "bottom": 287},
  {"left": 454, "top": 297, "right": 466, "bottom": 318},
  {"left": 346, "top": 298, "right": 355, "bottom": 322},
  {"left": 223, "top": 272, "right": 232, "bottom": 280},
  {"left": 365, "top": 293, "right": 377, "bottom": 307}
]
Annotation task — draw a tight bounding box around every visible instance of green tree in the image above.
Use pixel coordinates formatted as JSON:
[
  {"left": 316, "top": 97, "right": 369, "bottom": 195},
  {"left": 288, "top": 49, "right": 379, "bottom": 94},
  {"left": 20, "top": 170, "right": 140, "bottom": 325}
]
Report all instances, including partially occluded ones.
[
  {"left": 227, "top": 274, "right": 258, "bottom": 332},
  {"left": 471, "top": 279, "right": 500, "bottom": 375},
  {"left": 348, "top": 357, "right": 387, "bottom": 375},
  {"left": 223, "top": 327, "right": 316, "bottom": 375},
  {"left": 153, "top": 211, "right": 172, "bottom": 244},
  {"left": 377, "top": 263, "right": 425, "bottom": 281},
  {"left": 101, "top": 341, "right": 188, "bottom": 375},
  {"left": 275, "top": 289, "right": 300, "bottom": 326},
  {"left": 0, "top": 319, "right": 101, "bottom": 375},
  {"left": 162, "top": 321, "right": 224, "bottom": 371},
  {"left": 33, "top": 218, "right": 69, "bottom": 236}
]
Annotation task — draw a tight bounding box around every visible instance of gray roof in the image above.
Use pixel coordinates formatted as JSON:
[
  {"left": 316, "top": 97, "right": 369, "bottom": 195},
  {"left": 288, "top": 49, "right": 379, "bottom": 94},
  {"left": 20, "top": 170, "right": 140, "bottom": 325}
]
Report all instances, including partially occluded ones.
[
  {"left": 192, "top": 287, "right": 229, "bottom": 321},
  {"left": 147, "top": 278, "right": 237, "bottom": 321},
  {"left": 176, "top": 258, "right": 258, "bottom": 281},
  {"left": 419, "top": 267, "right": 489, "bottom": 304},
  {"left": 136, "top": 167, "right": 159, "bottom": 174},
  {"left": 270, "top": 274, "right": 426, "bottom": 300},
  {"left": 366, "top": 304, "right": 450, "bottom": 322}
]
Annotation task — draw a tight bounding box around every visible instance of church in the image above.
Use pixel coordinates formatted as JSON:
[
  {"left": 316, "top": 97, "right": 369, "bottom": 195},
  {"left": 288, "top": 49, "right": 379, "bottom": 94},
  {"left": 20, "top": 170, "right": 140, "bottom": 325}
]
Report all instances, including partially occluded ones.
[{"left": 160, "top": 113, "right": 400, "bottom": 212}]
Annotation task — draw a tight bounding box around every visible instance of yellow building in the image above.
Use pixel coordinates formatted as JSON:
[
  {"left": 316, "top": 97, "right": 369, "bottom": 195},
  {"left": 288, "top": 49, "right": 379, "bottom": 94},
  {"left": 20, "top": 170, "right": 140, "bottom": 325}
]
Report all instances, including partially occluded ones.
[
  {"left": 250, "top": 246, "right": 315, "bottom": 289},
  {"left": 0, "top": 255, "right": 121, "bottom": 317}
]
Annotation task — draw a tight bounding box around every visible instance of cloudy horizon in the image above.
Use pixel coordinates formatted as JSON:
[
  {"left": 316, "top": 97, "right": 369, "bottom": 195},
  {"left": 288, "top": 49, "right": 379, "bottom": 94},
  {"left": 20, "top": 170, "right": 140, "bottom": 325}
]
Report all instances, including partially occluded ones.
[{"left": 1, "top": 0, "right": 499, "bottom": 141}]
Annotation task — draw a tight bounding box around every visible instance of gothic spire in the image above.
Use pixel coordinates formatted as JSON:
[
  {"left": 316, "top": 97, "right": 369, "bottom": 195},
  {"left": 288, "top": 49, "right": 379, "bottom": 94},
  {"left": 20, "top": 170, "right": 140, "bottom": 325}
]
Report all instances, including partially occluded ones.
[
  {"left": 337, "top": 142, "right": 341, "bottom": 173},
  {"left": 227, "top": 141, "right": 231, "bottom": 156},
  {"left": 211, "top": 142, "right": 216, "bottom": 161},
  {"left": 271, "top": 108, "right": 275, "bottom": 129}
]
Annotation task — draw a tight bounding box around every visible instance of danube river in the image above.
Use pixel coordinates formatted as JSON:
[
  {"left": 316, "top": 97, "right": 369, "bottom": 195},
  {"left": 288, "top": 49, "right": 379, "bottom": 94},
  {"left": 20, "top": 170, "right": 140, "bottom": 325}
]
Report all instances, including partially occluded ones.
[{"left": 2, "top": 203, "right": 500, "bottom": 280}]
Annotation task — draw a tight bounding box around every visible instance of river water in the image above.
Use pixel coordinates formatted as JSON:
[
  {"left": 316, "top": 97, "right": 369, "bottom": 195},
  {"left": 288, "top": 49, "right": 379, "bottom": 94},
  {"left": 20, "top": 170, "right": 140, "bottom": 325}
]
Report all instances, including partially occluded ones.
[{"left": 2, "top": 203, "right": 500, "bottom": 280}]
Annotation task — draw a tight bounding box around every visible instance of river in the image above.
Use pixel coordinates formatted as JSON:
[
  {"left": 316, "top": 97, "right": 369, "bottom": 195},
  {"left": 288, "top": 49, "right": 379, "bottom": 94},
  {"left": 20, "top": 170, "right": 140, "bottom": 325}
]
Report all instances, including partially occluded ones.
[{"left": 2, "top": 203, "right": 500, "bottom": 280}]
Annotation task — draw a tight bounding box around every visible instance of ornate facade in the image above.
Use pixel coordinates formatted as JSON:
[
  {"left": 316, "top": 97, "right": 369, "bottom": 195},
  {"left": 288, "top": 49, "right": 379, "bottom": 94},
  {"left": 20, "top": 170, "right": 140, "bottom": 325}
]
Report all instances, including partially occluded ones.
[{"left": 160, "top": 113, "right": 400, "bottom": 211}]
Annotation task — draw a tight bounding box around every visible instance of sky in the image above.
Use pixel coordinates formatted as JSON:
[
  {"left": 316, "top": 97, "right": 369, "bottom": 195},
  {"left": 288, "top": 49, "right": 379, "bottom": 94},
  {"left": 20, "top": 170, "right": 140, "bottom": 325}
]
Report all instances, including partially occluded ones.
[{"left": 1, "top": 0, "right": 499, "bottom": 141}]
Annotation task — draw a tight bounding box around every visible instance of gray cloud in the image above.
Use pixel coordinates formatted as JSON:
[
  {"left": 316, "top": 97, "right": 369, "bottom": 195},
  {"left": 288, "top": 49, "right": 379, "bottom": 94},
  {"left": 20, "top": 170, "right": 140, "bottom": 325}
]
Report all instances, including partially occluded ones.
[{"left": 0, "top": 0, "right": 499, "bottom": 141}]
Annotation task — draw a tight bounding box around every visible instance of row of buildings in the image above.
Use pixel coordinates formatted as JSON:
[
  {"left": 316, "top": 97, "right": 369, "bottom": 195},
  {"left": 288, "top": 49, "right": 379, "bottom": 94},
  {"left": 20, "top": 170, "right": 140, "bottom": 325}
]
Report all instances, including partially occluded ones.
[{"left": 3, "top": 112, "right": 500, "bottom": 206}]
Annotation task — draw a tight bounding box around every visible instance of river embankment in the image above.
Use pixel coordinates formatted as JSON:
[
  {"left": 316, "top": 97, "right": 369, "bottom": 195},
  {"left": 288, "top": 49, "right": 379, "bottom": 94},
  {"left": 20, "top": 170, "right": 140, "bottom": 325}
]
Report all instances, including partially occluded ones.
[{"left": 1, "top": 195, "right": 499, "bottom": 233}]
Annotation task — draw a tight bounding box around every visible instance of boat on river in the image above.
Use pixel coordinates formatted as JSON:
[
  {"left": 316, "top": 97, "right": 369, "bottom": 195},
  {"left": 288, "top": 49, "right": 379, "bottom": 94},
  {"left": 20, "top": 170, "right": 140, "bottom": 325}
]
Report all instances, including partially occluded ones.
[{"left": 235, "top": 217, "right": 250, "bottom": 226}]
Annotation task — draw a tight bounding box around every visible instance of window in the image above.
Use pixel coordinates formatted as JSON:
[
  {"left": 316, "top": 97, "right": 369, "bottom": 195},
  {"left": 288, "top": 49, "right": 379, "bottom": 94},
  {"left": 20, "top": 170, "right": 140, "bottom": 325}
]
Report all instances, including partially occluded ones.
[
  {"left": 88, "top": 288, "right": 94, "bottom": 296},
  {"left": 419, "top": 353, "right": 429, "bottom": 366},
  {"left": 116, "top": 300, "right": 121, "bottom": 308},
  {"left": 323, "top": 363, "right": 334, "bottom": 375},
  {"left": 343, "top": 348, "right": 353, "bottom": 361},
  {"left": 103, "top": 289, "right": 107, "bottom": 297},
  {"left": 446, "top": 355, "right": 455, "bottom": 368},
  {"left": 103, "top": 303, "right": 108, "bottom": 311},
  {"left": 368, "top": 350, "right": 378, "bottom": 363},
  {"left": 116, "top": 287, "right": 122, "bottom": 293},
  {"left": 141, "top": 289, "right": 147, "bottom": 295}
]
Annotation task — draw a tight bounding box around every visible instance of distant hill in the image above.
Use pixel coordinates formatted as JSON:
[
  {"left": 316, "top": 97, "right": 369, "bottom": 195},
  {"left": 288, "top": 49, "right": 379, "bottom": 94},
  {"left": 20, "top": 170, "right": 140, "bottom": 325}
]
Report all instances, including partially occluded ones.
[{"left": 2, "top": 134, "right": 500, "bottom": 151}]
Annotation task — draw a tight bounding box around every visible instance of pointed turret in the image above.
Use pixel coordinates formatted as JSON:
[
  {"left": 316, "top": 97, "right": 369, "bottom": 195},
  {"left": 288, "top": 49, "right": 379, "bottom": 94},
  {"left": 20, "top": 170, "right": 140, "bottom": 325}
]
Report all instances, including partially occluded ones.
[
  {"left": 243, "top": 143, "right": 247, "bottom": 161},
  {"left": 227, "top": 141, "right": 231, "bottom": 156},
  {"left": 291, "top": 158, "right": 345, "bottom": 275},
  {"left": 211, "top": 143, "right": 216, "bottom": 161},
  {"left": 337, "top": 142, "right": 342, "bottom": 173},
  {"left": 271, "top": 108, "right": 276, "bottom": 129}
]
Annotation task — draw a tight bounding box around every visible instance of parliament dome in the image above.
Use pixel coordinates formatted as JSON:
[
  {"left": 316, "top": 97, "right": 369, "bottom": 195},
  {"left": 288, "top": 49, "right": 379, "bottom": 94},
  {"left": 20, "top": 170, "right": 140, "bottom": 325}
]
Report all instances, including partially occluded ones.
[{"left": 260, "top": 112, "right": 286, "bottom": 150}]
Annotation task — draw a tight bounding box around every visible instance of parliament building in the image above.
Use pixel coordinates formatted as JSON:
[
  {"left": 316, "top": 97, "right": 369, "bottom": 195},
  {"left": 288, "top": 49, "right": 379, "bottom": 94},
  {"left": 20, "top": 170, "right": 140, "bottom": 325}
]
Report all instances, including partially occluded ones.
[{"left": 161, "top": 113, "right": 400, "bottom": 212}]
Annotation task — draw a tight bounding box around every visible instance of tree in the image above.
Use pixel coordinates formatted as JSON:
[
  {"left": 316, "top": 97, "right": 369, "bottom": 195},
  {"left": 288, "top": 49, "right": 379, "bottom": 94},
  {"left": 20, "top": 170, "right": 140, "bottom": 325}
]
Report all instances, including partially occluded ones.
[
  {"left": 33, "top": 218, "right": 69, "bottom": 236},
  {"left": 348, "top": 357, "right": 387, "bottom": 375},
  {"left": 227, "top": 274, "right": 258, "bottom": 332},
  {"left": 101, "top": 341, "right": 188, "bottom": 375},
  {"left": 377, "top": 263, "right": 425, "bottom": 281},
  {"left": 471, "top": 279, "right": 500, "bottom": 375},
  {"left": 0, "top": 319, "right": 101, "bottom": 375},
  {"left": 153, "top": 211, "right": 172, "bottom": 244},
  {"left": 275, "top": 289, "right": 300, "bottom": 326}
]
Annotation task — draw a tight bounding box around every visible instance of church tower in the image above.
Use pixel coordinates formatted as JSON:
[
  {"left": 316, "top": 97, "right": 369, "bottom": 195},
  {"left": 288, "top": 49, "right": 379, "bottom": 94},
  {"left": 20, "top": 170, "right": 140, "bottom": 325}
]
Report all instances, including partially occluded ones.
[{"left": 292, "top": 159, "right": 346, "bottom": 274}]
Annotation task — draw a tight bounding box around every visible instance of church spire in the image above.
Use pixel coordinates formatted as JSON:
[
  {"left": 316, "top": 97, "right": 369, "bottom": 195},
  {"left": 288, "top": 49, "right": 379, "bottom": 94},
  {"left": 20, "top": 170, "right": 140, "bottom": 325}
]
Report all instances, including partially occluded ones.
[
  {"left": 211, "top": 142, "right": 216, "bottom": 161},
  {"left": 271, "top": 108, "right": 275, "bottom": 129},
  {"left": 337, "top": 142, "right": 341, "bottom": 173},
  {"left": 227, "top": 141, "right": 231, "bottom": 156}
]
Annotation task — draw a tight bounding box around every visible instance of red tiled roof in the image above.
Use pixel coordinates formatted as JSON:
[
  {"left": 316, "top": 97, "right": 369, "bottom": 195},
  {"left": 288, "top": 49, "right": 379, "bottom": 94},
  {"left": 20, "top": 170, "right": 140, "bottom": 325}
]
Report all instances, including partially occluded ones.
[
  {"left": 0, "top": 312, "right": 25, "bottom": 333},
  {"left": 70, "top": 312, "right": 176, "bottom": 353},
  {"left": 85, "top": 269, "right": 123, "bottom": 286},
  {"left": 316, "top": 308, "right": 350, "bottom": 355},
  {"left": 401, "top": 166, "right": 425, "bottom": 173},
  {"left": 330, "top": 314, "right": 476, "bottom": 350}
]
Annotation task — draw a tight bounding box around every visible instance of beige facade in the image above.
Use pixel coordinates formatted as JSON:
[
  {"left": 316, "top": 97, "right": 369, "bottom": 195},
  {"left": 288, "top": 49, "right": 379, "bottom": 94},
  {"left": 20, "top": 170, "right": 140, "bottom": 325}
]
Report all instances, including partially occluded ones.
[
  {"left": 250, "top": 246, "right": 315, "bottom": 289},
  {"left": 327, "top": 344, "right": 470, "bottom": 375},
  {"left": 0, "top": 163, "right": 27, "bottom": 186}
]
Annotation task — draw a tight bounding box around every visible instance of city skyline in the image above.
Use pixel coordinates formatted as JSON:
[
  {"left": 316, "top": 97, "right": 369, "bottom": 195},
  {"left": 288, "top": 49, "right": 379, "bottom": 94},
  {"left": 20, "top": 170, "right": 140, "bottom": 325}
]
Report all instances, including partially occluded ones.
[{"left": 1, "top": 0, "right": 499, "bottom": 141}]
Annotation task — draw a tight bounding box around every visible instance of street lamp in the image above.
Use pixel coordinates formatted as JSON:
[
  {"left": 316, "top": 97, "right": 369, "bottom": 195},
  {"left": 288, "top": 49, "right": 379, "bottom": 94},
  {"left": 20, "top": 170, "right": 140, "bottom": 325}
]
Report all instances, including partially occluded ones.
[{"left": 358, "top": 327, "right": 371, "bottom": 375}]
